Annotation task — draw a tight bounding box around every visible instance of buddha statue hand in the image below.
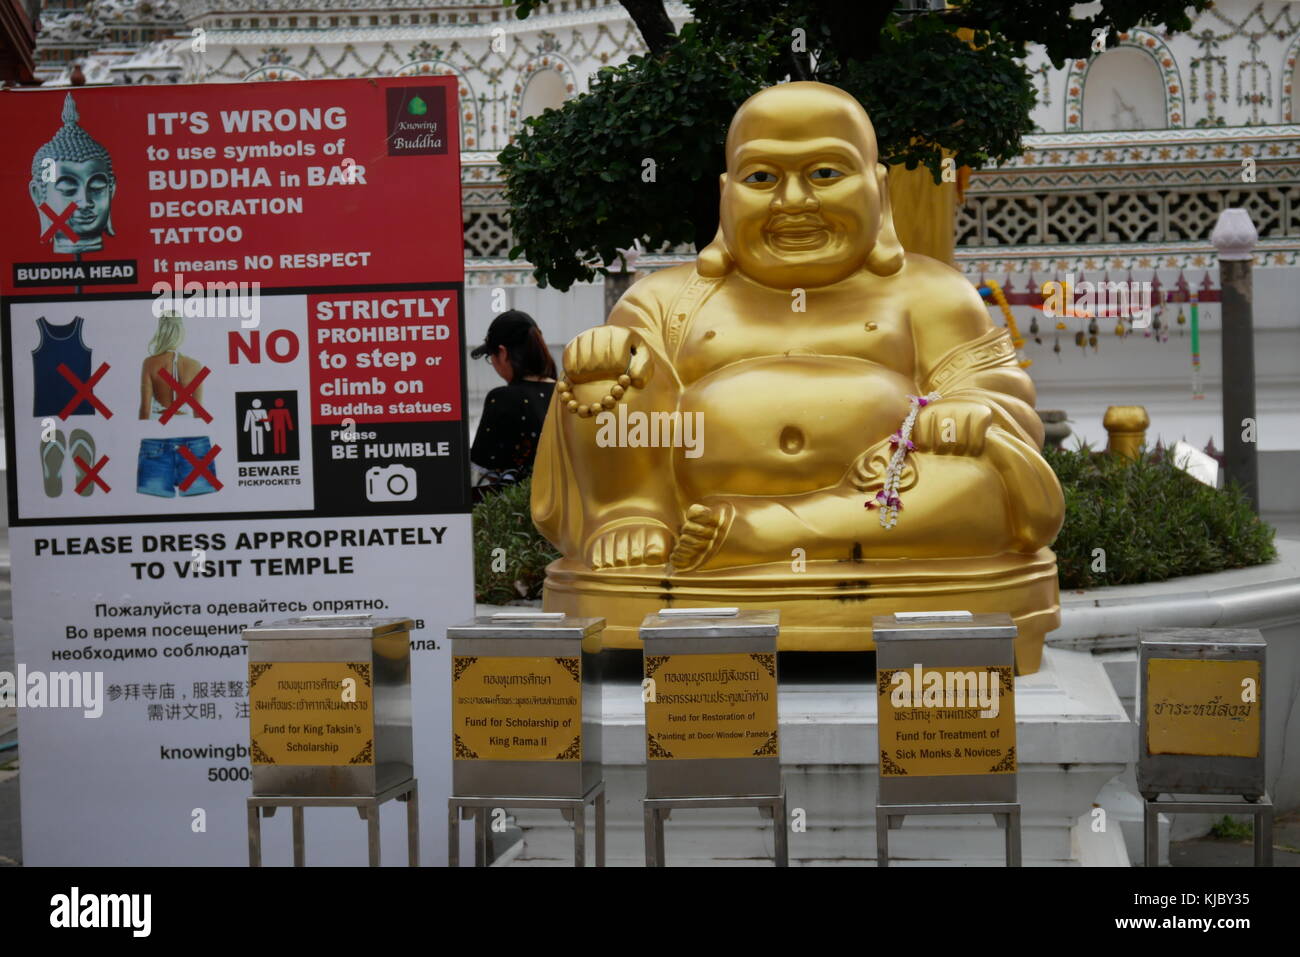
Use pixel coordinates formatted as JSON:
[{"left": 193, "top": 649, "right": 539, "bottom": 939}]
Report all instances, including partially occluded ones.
[
  {"left": 561, "top": 325, "right": 652, "bottom": 388},
  {"left": 911, "top": 398, "right": 993, "bottom": 456}
]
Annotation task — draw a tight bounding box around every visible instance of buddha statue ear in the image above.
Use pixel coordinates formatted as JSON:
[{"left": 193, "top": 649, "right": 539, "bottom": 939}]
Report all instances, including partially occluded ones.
[
  {"left": 697, "top": 224, "right": 734, "bottom": 278},
  {"left": 696, "top": 173, "right": 734, "bottom": 278},
  {"left": 865, "top": 162, "right": 905, "bottom": 277}
]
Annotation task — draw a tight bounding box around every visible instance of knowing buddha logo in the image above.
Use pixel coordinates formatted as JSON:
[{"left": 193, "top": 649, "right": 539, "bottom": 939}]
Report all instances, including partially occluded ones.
[{"left": 385, "top": 87, "right": 447, "bottom": 156}]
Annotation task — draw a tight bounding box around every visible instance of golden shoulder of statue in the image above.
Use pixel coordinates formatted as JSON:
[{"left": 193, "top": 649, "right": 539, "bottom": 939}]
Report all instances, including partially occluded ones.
[{"left": 531, "top": 82, "right": 1065, "bottom": 673}]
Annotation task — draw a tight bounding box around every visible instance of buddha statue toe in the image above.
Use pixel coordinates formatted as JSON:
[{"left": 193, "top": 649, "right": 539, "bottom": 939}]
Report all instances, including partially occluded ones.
[{"left": 586, "top": 521, "right": 673, "bottom": 569}]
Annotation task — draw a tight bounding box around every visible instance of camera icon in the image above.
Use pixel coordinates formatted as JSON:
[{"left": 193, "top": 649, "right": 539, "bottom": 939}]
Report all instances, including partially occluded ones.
[{"left": 365, "top": 464, "right": 417, "bottom": 502}]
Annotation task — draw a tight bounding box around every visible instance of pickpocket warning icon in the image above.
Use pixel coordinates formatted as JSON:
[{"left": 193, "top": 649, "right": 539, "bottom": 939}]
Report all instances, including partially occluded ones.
[{"left": 236, "top": 391, "right": 299, "bottom": 462}]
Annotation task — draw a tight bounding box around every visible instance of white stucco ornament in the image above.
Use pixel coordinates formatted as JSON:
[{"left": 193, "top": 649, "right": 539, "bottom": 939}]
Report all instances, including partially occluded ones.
[{"left": 1210, "top": 207, "right": 1258, "bottom": 261}]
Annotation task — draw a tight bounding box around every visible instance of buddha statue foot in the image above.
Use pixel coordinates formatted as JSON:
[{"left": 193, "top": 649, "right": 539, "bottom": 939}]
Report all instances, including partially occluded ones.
[{"left": 584, "top": 521, "right": 673, "bottom": 569}]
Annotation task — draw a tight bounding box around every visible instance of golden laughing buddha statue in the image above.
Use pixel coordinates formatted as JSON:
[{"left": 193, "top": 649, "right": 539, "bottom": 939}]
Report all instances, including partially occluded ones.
[{"left": 531, "top": 82, "right": 1065, "bottom": 673}]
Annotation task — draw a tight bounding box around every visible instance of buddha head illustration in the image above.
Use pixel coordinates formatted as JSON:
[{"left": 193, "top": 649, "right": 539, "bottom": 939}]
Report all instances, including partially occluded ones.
[{"left": 29, "top": 93, "right": 117, "bottom": 254}]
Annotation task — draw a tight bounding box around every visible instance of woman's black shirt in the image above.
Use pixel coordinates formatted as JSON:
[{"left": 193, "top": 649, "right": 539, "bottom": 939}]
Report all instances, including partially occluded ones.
[{"left": 470, "top": 379, "right": 555, "bottom": 475}]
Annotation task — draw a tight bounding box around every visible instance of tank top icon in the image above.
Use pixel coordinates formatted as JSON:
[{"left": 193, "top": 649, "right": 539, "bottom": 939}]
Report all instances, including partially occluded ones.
[{"left": 32, "top": 317, "right": 94, "bottom": 417}]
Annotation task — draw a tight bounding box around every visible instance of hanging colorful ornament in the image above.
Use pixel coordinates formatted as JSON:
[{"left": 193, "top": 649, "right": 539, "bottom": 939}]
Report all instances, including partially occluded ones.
[
  {"left": 981, "top": 278, "right": 1031, "bottom": 368},
  {"left": 1176, "top": 306, "right": 1187, "bottom": 334},
  {"left": 1074, "top": 330, "right": 1086, "bottom": 349},
  {"left": 1089, "top": 334, "right": 1098, "bottom": 350},
  {"left": 1029, "top": 315, "right": 1040, "bottom": 344}
]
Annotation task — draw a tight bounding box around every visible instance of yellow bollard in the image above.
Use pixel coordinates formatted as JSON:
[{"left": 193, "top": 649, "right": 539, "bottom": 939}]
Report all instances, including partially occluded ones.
[{"left": 1103, "top": 405, "right": 1150, "bottom": 461}]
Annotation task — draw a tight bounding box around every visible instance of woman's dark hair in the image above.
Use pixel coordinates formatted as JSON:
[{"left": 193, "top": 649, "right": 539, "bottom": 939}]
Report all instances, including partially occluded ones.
[{"left": 500, "top": 313, "right": 556, "bottom": 382}]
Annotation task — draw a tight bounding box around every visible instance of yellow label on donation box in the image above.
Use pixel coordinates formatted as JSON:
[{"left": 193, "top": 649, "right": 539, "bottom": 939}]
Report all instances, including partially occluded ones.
[
  {"left": 452, "top": 656, "right": 583, "bottom": 761},
  {"left": 248, "top": 661, "right": 374, "bottom": 766},
  {"left": 1146, "top": 658, "right": 1261, "bottom": 758},
  {"left": 644, "top": 653, "right": 779, "bottom": 760},
  {"left": 877, "top": 665, "right": 1016, "bottom": 776}
]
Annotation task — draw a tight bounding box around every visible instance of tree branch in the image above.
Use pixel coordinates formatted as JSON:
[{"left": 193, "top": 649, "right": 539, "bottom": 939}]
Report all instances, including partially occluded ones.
[{"left": 619, "top": 0, "right": 678, "bottom": 57}]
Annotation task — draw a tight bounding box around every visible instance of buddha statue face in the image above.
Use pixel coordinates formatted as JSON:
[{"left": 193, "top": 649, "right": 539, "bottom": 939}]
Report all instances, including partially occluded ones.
[
  {"left": 29, "top": 94, "right": 116, "bottom": 255},
  {"left": 717, "top": 83, "right": 890, "bottom": 289}
]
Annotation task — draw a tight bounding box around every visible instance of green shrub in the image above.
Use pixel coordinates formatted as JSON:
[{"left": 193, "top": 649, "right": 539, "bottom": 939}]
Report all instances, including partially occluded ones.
[
  {"left": 1045, "top": 444, "right": 1277, "bottom": 590},
  {"left": 472, "top": 477, "right": 560, "bottom": 605}
]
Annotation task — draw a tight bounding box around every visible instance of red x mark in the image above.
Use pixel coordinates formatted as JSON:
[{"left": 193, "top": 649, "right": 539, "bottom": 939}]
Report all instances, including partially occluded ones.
[
  {"left": 157, "top": 366, "right": 212, "bottom": 424},
  {"left": 39, "top": 202, "right": 79, "bottom": 243},
  {"left": 57, "top": 362, "right": 112, "bottom": 420},
  {"left": 74, "top": 454, "right": 110, "bottom": 494},
  {"left": 178, "top": 444, "right": 222, "bottom": 492}
]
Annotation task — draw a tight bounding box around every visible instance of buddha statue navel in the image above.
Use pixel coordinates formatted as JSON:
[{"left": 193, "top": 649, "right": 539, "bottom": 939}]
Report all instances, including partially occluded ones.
[{"left": 531, "top": 82, "right": 1065, "bottom": 673}]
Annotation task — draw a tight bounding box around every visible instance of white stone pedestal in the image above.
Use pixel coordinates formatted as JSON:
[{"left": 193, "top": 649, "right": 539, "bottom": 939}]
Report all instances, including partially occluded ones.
[{"left": 504, "top": 646, "right": 1133, "bottom": 866}]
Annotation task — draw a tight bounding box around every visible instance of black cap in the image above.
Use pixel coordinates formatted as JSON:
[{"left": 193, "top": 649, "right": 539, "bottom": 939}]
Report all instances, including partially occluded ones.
[{"left": 471, "top": 310, "right": 537, "bottom": 359}]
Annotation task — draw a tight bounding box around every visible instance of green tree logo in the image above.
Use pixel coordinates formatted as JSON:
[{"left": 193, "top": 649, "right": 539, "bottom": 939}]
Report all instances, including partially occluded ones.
[{"left": 407, "top": 96, "right": 428, "bottom": 116}]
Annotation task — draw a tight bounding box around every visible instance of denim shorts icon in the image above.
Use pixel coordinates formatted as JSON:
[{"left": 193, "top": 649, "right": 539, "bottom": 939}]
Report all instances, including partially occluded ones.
[{"left": 137, "top": 436, "right": 219, "bottom": 497}]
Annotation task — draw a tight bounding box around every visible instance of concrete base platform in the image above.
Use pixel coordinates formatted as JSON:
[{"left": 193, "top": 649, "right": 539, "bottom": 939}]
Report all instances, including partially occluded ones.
[{"left": 507, "top": 646, "right": 1133, "bottom": 865}]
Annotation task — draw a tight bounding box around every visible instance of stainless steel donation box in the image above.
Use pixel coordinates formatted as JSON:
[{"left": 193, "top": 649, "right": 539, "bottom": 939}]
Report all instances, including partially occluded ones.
[
  {"left": 873, "top": 612, "right": 1018, "bottom": 806},
  {"left": 640, "top": 609, "right": 780, "bottom": 799},
  {"left": 447, "top": 614, "right": 603, "bottom": 798},
  {"left": 242, "top": 614, "right": 413, "bottom": 797},
  {"left": 1138, "top": 628, "right": 1266, "bottom": 799}
]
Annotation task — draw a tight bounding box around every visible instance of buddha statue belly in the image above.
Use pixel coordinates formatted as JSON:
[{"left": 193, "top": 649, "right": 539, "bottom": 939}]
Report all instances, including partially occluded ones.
[{"left": 676, "top": 355, "right": 912, "bottom": 499}]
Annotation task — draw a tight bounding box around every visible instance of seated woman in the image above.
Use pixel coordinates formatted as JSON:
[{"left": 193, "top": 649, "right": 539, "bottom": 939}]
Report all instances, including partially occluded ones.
[
  {"left": 469, "top": 310, "right": 557, "bottom": 500},
  {"left": 138, "top": 311, "right": 204, "bottom": 420}
]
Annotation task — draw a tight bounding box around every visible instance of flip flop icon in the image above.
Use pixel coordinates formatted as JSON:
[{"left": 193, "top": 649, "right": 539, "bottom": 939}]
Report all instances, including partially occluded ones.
[
  {"left": 70, "top": 429, "right": 96, "bottom": 497},
  {"left": 41, "top": 428, "right": 66, "bottom": 497}
]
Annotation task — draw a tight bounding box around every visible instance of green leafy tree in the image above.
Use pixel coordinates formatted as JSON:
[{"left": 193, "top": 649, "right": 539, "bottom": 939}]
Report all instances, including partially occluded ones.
[{"left": 500, "top": 0, "right": 1211, "bottom": 290}]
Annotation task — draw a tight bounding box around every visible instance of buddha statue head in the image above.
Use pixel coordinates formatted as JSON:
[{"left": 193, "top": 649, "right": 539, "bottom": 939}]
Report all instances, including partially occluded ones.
[
  {"left": 699, "top": 81, "right": 903, "bottom": 288},
  {"left": 29, "top": 93, "right": 117, "bottom": 254}
]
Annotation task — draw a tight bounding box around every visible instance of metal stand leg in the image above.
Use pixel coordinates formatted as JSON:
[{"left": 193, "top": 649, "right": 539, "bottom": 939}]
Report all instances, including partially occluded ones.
[
  {"left": 644, "top": 805, "right": 658, "bottom": 867},
  {"left": 247, "top": 780, "right": 416, "bottom": 867},
  {"left": 248, "top": 805, "right": 262, "bottom": 868},
  {"left": 595, "top": 789, "right": 606, "bottom": 868},
  {"left": 877, "top": 803, "right": 1020, "bottom": 866},
  {"left": 574, "top": 800, "right": 586, "bottom": 867},
  {"left": 1144, "top": 803, "right": 1159, "bottom": 867},
  {"left": 1006, "top": 806, "right": 1021, "bottom": 867},
  {"left": 773, "top": 794, "right": 788, "bottom": 867},
  {"left": 292, "top": 807, "right": 305, "bottom": 867},
  {"left": 366, "top": 805, "right": 381, "bottom": 867},
  {"left": 1256, "top": 802, "right": 1273, "bottom": 867},
  {"left": 875, "top": 807, "right": 889, "bottom": 867},
  {"left": 474, "top": 807, "right": 487, "bottom": 867},
  {"left": 448, "top": 801, "right": 460, "bottom": 868},
  {"left": 405, "top": 783, "right": 419, "bottom": 867}
]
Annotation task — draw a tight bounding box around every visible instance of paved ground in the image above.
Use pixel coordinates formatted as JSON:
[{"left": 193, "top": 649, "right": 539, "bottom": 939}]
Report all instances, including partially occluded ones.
[{"left": 1170, "top": 813, "right": 1300, "bottom": 866}]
